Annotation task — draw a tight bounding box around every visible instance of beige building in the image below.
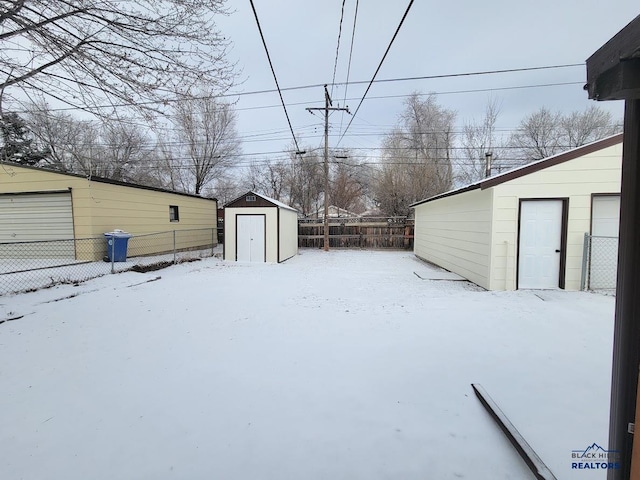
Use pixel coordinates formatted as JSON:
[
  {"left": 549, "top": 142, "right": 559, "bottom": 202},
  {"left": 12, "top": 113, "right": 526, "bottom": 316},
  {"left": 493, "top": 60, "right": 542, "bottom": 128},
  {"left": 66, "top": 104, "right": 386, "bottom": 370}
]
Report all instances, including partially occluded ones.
[
  {"left": 0, "top": 163, "right": 217, "bottom": 259},
  {"left": 224, "top": 191, "right": 298, "bottom": 263},
  {"left": 411, "top": 134, "right": 623, "bottom": 291}
]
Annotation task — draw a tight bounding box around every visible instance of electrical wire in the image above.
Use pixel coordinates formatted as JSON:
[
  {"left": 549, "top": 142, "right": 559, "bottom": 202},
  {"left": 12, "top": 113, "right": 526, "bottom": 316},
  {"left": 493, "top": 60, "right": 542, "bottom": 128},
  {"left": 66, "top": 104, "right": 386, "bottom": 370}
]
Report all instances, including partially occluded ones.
[
  {"left": 10, "top": 63, "right": 585, "bottom": 114},
  {"left": 339, "top": 0, "right": 359, "bottom": 134},
  {"left": 248, "top": 0, "right": 301, "bottom": 153},
  {"left": 337, "top": 0, "right": 415, "bottom": 147},
  {"left": 330, "top": 0, "right": 347, "bottom": 99}
]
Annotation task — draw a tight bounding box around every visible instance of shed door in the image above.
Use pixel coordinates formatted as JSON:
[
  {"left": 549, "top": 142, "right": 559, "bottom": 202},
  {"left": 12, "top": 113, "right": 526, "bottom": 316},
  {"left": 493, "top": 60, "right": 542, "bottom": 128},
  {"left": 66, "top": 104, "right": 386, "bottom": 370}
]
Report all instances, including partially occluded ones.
[
  {"left": 518, "top": 200, "right": 563, "bottom": 289},
  {"left": 236, "top": 215, "right": 265, "bottom": 262},
  {"left": 590, "top": 195, "right": 620, "bottom": 289}
]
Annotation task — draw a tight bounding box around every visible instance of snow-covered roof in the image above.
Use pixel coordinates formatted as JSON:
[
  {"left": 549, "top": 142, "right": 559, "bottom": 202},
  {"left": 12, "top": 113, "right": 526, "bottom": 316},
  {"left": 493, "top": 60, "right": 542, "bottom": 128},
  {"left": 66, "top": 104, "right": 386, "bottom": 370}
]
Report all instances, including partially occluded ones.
[
  {"left": 254, "top": 192, "right": 298, "bottom": 212},
  {"left": 410, "top": 132, "right": 623, "bottom": 208}
]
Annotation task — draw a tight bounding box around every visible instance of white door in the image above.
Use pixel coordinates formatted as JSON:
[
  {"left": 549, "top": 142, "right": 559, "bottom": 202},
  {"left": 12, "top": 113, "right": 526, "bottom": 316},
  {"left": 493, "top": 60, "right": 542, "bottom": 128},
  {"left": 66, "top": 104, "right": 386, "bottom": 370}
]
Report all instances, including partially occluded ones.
[
  {"left": 518, "top": 200, "right": 563, "bottom": 289},
  {"left": 236, "top": 215, "right": 265, "bottom": 262},
  {"left": 590, "top": 195, "right": 620, "bottom": 289}
]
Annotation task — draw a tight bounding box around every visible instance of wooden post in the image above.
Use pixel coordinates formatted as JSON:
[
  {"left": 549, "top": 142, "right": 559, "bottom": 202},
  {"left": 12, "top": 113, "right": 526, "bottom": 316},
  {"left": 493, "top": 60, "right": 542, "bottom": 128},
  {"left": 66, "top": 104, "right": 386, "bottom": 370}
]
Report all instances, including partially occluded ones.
[
  {"left": 608, "top": 99, "right": 640, "bottom": 480},
  {"left": 585, "top": 15, "right": 640, "bottom": 479}
]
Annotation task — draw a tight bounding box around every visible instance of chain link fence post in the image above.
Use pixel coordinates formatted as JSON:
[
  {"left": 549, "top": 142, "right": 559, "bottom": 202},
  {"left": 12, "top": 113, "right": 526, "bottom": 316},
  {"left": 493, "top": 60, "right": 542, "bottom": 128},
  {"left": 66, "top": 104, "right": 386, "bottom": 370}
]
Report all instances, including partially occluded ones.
[
  {"left": 111, "top": 236, "right": 115, "bottom": 274},
  {"left": 173, "top": 230, "right": 177, "bottom": 265},
  {"left": 581, "top": 232, "right": 590, "bottom": 291}
]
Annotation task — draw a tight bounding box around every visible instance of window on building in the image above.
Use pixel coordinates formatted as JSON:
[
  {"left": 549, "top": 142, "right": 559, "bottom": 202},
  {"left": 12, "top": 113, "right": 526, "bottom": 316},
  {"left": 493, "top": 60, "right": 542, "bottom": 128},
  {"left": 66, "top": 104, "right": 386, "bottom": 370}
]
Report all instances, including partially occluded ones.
[
  {"left": 246, "top": 195, "right": 257, "bottom": 202},
  {"left": 169, "top": 205, "right": 179, "bottom": 222}
]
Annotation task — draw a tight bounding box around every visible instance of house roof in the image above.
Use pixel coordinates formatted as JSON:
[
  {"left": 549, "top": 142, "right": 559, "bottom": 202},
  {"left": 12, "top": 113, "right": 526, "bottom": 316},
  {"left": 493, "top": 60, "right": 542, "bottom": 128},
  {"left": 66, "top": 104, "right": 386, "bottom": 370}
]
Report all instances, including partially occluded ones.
[
  {"left": 410, "top": 132, "right": 623, "bottom": 208},
  {"left": 224, "top": 191, "right": 298, "bottom": 212},
  {"left": 1, "top": 161, "right": 218, "bottom": 202},
  {"left": 313, "top": 205, "right": 359, "bottom": 217}
]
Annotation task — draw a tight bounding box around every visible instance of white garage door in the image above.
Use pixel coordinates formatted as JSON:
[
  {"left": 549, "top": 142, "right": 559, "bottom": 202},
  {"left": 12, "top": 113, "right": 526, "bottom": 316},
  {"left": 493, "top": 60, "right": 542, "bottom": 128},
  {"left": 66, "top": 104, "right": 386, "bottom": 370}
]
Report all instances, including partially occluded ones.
[
  {"left": 236, "top": 215, "right": 265, "bottom": 262},
  {"left": 0, "top": 192, "right": 75, "bottom": 258},
  {"left": 590, "top": 195, "right": 620, "bottom": 289},
  {"left": 518, "top": 200, "right": 563, "bottom": 289}
]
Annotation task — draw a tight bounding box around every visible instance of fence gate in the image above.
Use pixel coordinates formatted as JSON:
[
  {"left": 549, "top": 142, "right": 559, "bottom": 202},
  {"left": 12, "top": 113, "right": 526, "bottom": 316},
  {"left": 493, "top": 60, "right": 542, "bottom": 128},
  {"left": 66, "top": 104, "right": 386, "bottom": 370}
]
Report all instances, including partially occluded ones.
[{"left": 581, "top": 233, "right": 619, "bottom": 293}]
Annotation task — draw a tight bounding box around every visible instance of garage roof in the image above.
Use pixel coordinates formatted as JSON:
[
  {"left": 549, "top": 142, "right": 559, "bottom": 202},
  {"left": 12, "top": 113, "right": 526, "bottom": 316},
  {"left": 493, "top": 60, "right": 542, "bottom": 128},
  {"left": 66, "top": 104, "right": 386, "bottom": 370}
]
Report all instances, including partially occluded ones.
[
  {"left": 410, "top": 132, "right": 623, "bottom": 208},
  {"left": 0, "top": 161, "right": 218, "bottom": 201}
]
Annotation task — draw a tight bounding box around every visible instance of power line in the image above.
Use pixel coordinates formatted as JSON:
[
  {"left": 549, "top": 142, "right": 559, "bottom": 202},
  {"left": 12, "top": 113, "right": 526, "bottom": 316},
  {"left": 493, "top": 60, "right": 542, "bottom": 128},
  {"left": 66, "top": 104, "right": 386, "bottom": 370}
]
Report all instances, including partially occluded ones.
[
  {"left": 330, "top": 0, "right": 347, "bottom": 99},
  {"left": 339, "top": 0, "right": 359, "bottom": 134},
  {"left": 248, "top": 0, "right": 302, "bottom": 153},
  {"left": 337, "top": 0, "right": 416, "bottom": 147},
  {"left": 10, "top": 63, "right": 586, "bottom": 115}
]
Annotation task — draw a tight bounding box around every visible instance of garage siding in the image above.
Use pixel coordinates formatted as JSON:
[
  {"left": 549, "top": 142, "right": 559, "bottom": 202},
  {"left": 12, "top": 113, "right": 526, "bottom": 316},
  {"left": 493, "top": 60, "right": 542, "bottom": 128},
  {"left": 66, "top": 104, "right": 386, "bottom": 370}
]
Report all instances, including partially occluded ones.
[
  {"left": 490, "top": 142, "right": 622, "bottom": 290},
  {"left": 413, "top": 188, "right": 493, "bottom": 289},
  {"left": 0, "top": 165, "right": 217, "bottom": 239}
]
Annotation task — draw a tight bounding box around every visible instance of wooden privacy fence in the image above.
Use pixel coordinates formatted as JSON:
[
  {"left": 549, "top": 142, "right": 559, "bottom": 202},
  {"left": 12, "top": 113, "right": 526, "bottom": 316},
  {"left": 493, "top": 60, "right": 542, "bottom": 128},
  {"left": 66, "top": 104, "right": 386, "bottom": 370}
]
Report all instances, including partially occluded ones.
[{"left": 298, "top": 217, "right": 414, "bottom": 249}]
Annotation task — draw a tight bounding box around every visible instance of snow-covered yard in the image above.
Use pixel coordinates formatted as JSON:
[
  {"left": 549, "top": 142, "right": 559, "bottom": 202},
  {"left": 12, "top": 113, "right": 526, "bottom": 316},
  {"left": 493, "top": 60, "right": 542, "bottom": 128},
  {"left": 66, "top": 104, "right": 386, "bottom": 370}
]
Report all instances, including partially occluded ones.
[{"left": 0, "top": 250, "right": 615, "bottom": 479}]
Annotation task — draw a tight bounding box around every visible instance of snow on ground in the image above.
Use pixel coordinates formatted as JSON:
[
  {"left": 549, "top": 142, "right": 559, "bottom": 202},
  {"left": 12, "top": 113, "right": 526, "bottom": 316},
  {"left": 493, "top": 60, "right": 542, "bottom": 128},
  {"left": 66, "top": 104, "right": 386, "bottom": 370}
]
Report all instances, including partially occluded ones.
[{"left": 0, "top": 250, "right": 615, "bottom": 479}]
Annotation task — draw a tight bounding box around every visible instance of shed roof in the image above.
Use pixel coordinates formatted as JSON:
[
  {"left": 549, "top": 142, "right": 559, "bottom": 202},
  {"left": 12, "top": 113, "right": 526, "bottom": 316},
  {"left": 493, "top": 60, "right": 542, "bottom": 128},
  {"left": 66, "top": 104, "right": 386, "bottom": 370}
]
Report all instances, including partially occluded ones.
[
  {"left": 0, "top": 161, "right": 218, "bottom": 202},
  {"left": 224, "top": 191, "right": 298, "bottom": 212},
  {"left": 410, "top": 132, "right": 623, "bottom": 208}
]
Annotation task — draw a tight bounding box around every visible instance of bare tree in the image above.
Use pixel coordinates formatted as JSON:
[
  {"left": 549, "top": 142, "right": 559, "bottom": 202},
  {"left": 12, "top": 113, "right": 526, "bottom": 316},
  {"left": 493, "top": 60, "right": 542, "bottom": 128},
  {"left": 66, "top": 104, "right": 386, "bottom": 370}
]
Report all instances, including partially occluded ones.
[
  {"left": 25, "top": 100, "right": 163, "bottom": 185},
  {"left": 96, "top": 120, "right": 151, "bottom": 182},
  {"left": 206, "top": 175, "right": 246, "bottom": 205},
  {"left": 288, "top": 149, "right": 323, "bottom": 217},
  {"left": 373, "top": 93, "right": 456, "bottom": 215},
  {"left": 248, "top": 158, "right": 289, "bottom": 201},
  {"left": 172, "top": 96, "right": 241, "bottom": 195},
  {"left": 509, "top": 105, "right": 621, "bottom": 163},
  {"left": 0, "top": 0, "right": 235, "bottom": 113},
  {"left": 329, "top": 154, "right": 368, "bottom": 214},
  {"left": 26, "top": 103, "right": 86, "bottom": 172},
  {"left": 458, "top": 98, "right": 506, "bottom": 184}
]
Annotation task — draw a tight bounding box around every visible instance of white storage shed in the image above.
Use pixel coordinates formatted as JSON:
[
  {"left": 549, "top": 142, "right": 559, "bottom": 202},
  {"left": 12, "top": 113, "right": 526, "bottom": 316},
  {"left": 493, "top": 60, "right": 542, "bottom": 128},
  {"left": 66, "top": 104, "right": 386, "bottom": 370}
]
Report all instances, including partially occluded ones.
[
  {"left": 224, "top": 191, "right": 299, "bottom": 263},
  {"left": 411, "top": 134, "right": 623, "bottom": 291}
]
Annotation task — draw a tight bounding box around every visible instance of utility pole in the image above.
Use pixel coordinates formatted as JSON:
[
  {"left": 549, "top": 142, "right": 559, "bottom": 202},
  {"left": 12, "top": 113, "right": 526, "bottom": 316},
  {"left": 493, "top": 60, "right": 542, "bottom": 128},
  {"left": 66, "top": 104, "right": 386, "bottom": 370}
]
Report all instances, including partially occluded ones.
[{"left": 306, "top": 85, "right": 349, "bottom": 251}]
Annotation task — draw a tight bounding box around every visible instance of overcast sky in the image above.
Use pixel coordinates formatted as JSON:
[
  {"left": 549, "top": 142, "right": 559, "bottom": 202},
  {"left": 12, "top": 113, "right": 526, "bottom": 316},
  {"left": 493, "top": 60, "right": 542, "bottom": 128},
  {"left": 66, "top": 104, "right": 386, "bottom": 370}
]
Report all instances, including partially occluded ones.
[{"left": 216, "top": 1, "right": 637, "bottom": 163}]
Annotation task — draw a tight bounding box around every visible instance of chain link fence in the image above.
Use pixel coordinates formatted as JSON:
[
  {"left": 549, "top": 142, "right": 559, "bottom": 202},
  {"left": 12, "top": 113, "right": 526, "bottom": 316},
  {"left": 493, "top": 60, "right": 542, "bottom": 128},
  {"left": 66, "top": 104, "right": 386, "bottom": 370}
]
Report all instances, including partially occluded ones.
[
  {"left": 581, "top": 233, "right": 619, "bottom": 293},
  {"left": 0, "top": 228, "right": 219, "bottom": 296}
]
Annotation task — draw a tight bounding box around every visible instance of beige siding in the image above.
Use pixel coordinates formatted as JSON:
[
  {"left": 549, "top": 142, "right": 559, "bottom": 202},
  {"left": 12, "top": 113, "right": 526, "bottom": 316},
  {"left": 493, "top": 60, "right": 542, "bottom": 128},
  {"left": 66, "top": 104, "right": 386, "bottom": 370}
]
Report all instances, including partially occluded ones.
[
  {"left": 413, "top": 188, "right": 493, "bottom": 289},
  {"left": 278, "top": 208, "right": 298, "bottom": 262},
  {"left": 490, "top": 143, "right": 622, "bottom": 290},
  {"left": 0, "top": 165, "right": 217, "bottom": 259},
  {"left": 224, "top": 207, "right": 278, "bottom": 262}
]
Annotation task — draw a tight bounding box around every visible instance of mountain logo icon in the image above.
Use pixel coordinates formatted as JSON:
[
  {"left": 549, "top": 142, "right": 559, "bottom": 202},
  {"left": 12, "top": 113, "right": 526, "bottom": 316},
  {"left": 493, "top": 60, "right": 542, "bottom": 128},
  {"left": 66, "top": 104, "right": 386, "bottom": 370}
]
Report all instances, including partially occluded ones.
[{"left": 572, "top": 443, "right": 618, "bottom": 458}]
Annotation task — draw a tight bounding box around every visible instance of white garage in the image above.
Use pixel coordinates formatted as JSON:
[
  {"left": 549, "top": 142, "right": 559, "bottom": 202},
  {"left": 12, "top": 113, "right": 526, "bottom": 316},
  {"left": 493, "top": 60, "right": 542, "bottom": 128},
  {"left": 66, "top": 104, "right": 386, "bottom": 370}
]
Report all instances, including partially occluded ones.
[
  {"left": 224, "top": 191, "right": 298, "bottom": 263},
  {"left": 411, "top": 133, "right": 623, "bottom": 291}
]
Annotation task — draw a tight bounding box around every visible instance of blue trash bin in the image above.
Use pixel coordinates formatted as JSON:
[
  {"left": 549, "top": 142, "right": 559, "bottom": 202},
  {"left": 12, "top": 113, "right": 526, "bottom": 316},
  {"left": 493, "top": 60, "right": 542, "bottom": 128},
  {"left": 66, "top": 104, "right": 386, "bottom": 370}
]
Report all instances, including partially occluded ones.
[{"left": 104, "top": 230, "right": 132, "bottom": 262}]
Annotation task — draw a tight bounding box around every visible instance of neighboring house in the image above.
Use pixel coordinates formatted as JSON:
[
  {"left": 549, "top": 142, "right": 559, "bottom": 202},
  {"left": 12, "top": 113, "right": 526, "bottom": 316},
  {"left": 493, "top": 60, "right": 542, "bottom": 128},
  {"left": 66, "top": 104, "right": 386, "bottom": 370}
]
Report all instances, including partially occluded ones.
[
  {"left": 223, "top": 191, "right": 298, "bottom": 263},
  {"left": 411, "top": 133, "right": 623, "bottom": 291},
  {"left": 0, "top": 163, "right": 217, "bottom": 259},
  {"left": 313, "top": 205, "right": 360, "bottom": 219}
]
